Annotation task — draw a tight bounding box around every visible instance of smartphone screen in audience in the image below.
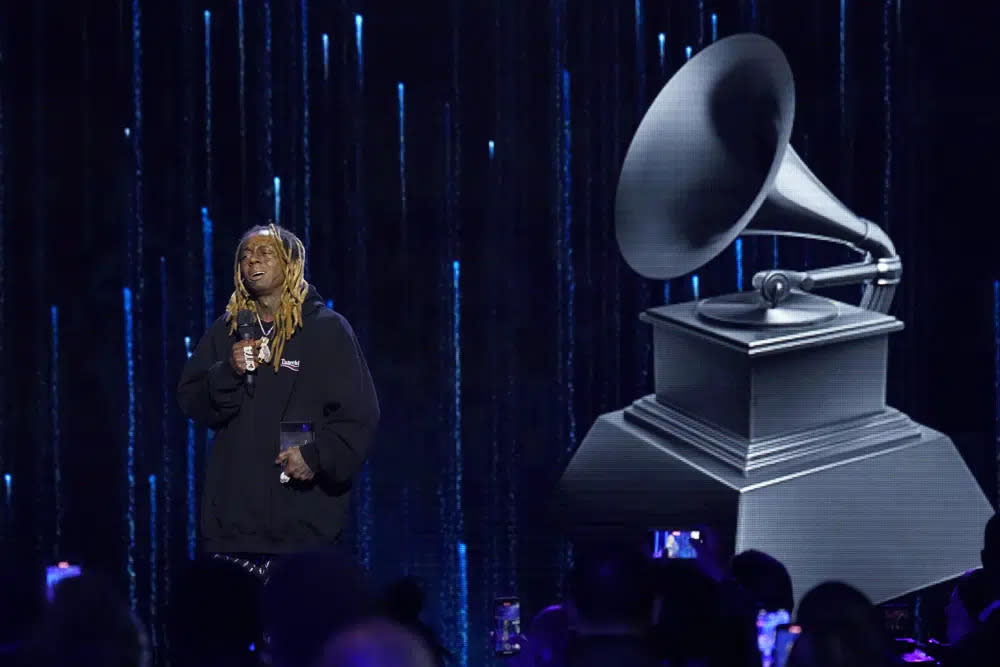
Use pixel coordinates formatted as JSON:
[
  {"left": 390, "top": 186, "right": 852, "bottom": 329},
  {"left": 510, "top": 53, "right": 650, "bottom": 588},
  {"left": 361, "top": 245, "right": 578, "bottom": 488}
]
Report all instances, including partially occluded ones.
[{"left": 650, "top": 529, "right": 702, "bottom": 559}]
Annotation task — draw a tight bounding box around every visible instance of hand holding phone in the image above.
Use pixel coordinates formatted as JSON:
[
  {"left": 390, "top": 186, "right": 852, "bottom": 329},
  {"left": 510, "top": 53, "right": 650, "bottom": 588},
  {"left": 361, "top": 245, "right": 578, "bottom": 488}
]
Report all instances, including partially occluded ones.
[{"left": 492, "top": 597, "right": 522, "bottom": 656}]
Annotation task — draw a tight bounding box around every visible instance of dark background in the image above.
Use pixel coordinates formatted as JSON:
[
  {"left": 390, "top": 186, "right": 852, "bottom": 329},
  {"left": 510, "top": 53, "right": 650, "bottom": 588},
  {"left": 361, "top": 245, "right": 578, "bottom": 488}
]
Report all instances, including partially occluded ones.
[{"left": 1, "top": 0, "right": 999, "bottom": 664}]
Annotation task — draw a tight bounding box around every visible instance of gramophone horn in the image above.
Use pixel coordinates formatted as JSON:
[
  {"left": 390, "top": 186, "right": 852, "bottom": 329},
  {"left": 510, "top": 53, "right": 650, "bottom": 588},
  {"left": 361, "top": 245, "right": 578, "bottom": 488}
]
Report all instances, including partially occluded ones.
[{"left": 615, "top": 34, "right": 897, "bottom": 290}]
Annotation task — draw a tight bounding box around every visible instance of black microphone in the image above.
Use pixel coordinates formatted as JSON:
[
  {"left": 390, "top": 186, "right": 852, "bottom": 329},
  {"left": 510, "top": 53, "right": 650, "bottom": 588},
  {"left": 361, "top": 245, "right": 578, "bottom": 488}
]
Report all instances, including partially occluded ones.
[{"left": 236, "top": 310, "right": 256, "bottom": 389}]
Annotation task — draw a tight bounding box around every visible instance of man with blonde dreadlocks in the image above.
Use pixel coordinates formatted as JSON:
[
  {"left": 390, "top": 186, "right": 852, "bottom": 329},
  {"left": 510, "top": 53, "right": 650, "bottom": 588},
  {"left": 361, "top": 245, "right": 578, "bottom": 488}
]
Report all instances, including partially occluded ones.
[{"left": 178, "top": 224, "right": 379, "bottom": 571}]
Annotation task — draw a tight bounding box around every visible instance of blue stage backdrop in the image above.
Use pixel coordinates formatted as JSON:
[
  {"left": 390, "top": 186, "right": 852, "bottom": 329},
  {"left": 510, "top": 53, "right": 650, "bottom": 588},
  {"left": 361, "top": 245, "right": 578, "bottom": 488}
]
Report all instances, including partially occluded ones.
[{"left": 1, "top": 0, "right": 999, "bottom": 665}]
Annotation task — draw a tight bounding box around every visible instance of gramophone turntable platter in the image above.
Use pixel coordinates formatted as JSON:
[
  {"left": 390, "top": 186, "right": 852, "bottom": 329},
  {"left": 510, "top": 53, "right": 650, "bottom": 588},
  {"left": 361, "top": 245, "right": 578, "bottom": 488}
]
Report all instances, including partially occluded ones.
[{"left": 696, "top": 290, "right": 840, "bottom": 327}]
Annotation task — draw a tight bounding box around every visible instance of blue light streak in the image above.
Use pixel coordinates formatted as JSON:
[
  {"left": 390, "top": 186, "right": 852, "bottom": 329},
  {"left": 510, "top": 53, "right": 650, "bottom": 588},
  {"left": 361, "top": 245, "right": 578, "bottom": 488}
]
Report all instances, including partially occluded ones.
[
  {"left": 735, "top": 238, "right": 744, "bottom": 290},
  {"left": 355, "top": 15, "right": 364, "bottom": 86},
  {"left": 664, "top": 282, "right": 671, "bottom": 304},
  {"left": 326, "top": 299, "right": 333, "bottom": 310},
  {"left": 692, "top": 275, "right": 700, "bottom": 300},
  {"left": 452, "top": 260, "right": 462, "bottom": 522},
  {"left": 398, "top": 83, "right": 406, "bottom": 221},
  {"left": 301, "top": 0, "right": 311, "bottom": 256},
  {"left": 3, "top": 474, "right": 10, "bottom": 516},
  {"left": 561, "top": 69, "right": 576, "bottom": 454},
  {"left": 685, "top": 45, "right": 693, "bottom": 60},
  {"left": 488, "top": 140, "right": 495, "bottom": 160},
  {"left": 452, "top": 260, "right": 464, "bottom": 663},
  {"left": 131, "top": 0, "right": 144, "bottom": 297},
  {"left": 711, "top": 13, "right": 718, "bottom": 41},
  {"left": 773, "top": 237, "right": 780, "bottom": 268},
  {"left": 149, "top": 474, "right": 157, "bottom": 651},
  {"left": 273, "top": 176, "right": 281, "bottom": 223},
  {"left": 184, "top": 336, "right": 196, "bottom": 560},
  {"left": 204, "top": 11, "right": 212, "bottom": 194},
  {"left": 201, "top": 207, "right": 213, "bottom": 330},
  {"left": 123, "top": 287, "right": 137, "bottom": 611},
  {"left": 658, "top": 33, "right": 666, "bottom": 71},
  {"left": 50, "top": 305, "right": 61, "bottom": 556},
  {"left": 457, "top": 541, "right": 469, "bottom": 667},
  {"left": 322, "top": 34, "right": 329, "bottom": 81}
]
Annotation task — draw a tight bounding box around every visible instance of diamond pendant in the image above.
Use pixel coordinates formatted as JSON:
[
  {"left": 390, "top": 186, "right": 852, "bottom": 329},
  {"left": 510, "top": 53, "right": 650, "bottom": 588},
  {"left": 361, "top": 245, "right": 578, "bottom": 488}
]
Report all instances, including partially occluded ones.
[{"left": 258, "top": 337, "right": 272, "bottom": 363}]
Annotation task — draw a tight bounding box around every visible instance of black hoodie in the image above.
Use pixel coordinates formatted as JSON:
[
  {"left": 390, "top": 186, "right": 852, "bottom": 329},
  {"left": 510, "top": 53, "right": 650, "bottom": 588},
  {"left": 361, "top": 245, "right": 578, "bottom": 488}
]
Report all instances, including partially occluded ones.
[{"left": 178, "top": 286, "right": 379, "bottom": 554}]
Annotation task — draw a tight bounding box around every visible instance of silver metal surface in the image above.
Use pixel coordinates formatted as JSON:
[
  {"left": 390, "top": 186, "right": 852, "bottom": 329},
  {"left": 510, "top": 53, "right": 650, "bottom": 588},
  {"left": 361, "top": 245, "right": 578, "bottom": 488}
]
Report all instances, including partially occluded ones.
[
  {"left": 697, "top": 291, "right": 840, "bottom": 327},
  {"left": 614, "top": 33, "right": 900, "bottom": 314}
]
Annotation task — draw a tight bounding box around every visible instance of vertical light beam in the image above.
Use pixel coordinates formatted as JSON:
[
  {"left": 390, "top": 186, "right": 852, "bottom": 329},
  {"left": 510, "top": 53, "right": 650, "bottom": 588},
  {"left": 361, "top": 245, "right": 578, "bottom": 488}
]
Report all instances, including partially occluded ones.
[
  {"left": 123, "top": 287, "right": 137, "bottom": 611},
  {"left": 355, "top": 15, "right": 364, "bottom": 86},
  {"left": 3, "top": 474, "right": 10, "bottom": 518},
  {"left": 561, "top": 68, "right": 575, "bottom": 455},
  {"left": 273, "top": 176, "right": 281, "bottom": 223},
  {"left": 201, "top": 207, "right": 213, "bottom": 330},
  {"left": 658, "top": 33, "right": 666, "bottom": 73},
  {"left": 204, "top": 10, "right": 212, "bottom": 196},
  {"left": 457, "top": 541, "right": 469, "bottom": 666},
  {"left": 691, "top": 275, "right": 700, "bottom": 300},
  {"left": 184, "top": 336, "right": 196, "bottom": 560},
  {"left": 711, "top": 13, "right": 718, "bottom": 41},
  {"left": 322, "top": 33, "right": 329, "bottom": 81},
  {"left": 148, "top": 474, "right": 157, "bottom": 652},
  {"left": 50, "top": 305, "right": 61, "bottom": 557},
  {"left": 398, "top": 83, "right": 406, "bottom": 222},
  {"left": 735, "top": 238, "right": 744, "bottom": 291},
  {"left": 685, "top": 45, "right": 693, "bottom": 60}
]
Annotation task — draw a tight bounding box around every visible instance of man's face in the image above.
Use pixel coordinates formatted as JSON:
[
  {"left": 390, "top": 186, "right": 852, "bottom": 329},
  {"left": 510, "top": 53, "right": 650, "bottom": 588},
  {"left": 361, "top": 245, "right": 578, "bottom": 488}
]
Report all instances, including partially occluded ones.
[{"left": 239, "top": 232, "right": 284, "bottom": 296}]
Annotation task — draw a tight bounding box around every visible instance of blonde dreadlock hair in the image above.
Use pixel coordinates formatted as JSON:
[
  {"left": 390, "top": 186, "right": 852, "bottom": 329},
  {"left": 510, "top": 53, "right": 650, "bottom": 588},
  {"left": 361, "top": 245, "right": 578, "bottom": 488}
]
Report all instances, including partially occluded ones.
[{"left": 225, "top": 223, "right": 309, "bottom": 372}]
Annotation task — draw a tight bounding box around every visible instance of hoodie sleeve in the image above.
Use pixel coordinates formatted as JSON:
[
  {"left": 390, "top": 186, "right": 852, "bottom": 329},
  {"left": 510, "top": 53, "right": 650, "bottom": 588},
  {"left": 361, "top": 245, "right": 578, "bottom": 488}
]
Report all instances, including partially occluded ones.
[
  {"left": 299, "top": 314, "right": 380, "bottom": 482},
  {"left": 177, "top": 322, "right": 245, "bottom": 428}
]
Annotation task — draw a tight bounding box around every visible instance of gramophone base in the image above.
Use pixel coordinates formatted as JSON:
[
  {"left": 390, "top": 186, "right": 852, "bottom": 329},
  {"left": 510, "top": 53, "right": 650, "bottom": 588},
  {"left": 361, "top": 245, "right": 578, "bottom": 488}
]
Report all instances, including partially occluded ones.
[{"left": 554, "top": 403, "right": 994, "bottom": 605}]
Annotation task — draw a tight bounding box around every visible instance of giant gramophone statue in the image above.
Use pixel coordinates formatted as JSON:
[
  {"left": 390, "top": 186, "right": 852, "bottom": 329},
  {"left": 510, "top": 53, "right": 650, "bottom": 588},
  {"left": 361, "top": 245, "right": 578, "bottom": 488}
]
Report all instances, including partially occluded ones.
[{"left": 555, "top": 34, "right": 994, "bottom": 604}]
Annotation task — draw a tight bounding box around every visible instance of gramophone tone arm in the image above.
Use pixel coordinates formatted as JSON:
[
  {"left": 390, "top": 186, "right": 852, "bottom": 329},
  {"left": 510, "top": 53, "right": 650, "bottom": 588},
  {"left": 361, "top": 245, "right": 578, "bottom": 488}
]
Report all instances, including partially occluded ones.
[{"left": 752, "top": 256, "right": 902, "bottom": 308}]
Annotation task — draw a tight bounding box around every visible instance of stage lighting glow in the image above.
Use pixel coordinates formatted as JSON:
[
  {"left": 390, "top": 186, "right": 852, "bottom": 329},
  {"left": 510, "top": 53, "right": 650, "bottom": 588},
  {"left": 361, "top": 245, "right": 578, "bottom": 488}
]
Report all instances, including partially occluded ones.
[
  {"left": 201, "top": 207, "right": 213, "bottom": 329},
  {"left": 322, "top": 33, "right": 329, "bottom": 80},
  {"left": 355, "top": 15, "right": 364, "bottom": 84},
  {"left": 149, "top": 473, "right": 157, "bottom": 650},
  {"left": 488, "top": 140, "right": 495, "bottom": 159},
  {"left": 735, "top": 238, "right": 744, "bottom": 291},
  {"left": 123, "top": 287, "right": 137, "bottom": 611},
  {"left": 711, "top": 13, "right": 718, "bottom": 42},
  {"left": 658, "top": 33, "right": 665, "bottom": 69},
  {"left": 457, "top": 541, "right": 469, "bottom": 666},
  {"left": 398, "top": 83, "right": 406, "bottom": 220},
  {"left": 50, "top": 305, "right": 61, "bottom": 555},
  {"left": 205, "top": 11, "right": 212, "bottom": 194},
  {"left": 183, "top": 336, "right": 196, "bottom": 560},
  {"left": 273, "top": 176, "right": 281, "bottom": 223},
  {"left": 692, "top": 275, "right": 700, "bottom": 300},
  {"left": 685, "top": 45, "right": 693, "bottom": 60}
]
